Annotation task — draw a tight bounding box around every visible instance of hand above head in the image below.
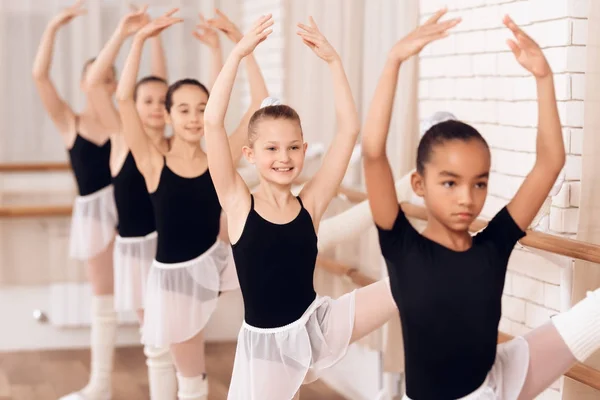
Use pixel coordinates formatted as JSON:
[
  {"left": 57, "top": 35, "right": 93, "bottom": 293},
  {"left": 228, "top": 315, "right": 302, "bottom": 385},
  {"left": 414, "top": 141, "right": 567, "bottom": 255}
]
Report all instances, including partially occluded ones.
[
  {"left": 118, "top": 4, "right": 151, "bottom": 37},
  {"left": 135, "top": 8, "right": 183, "bottom": 41},
  {"left": 193, "top": 13, "right": 221, "bottom": 49},
  {"left": 297, "top": 17, "right": 339, "bottom": 64},
  {"left": 231, "top": 14, "right": 274, "bottom": 58},
  {"left": 206, "top": 9, "right": 243, "bottom": 44},
  {"left": 50, "top": 0, "right": 87, "bottom": 28},
  {"left": 389, "top": 7, "right": 461, "bottom": 63},
  {"left": 504, "top": 15, "right": 551, "bottom": 79}
]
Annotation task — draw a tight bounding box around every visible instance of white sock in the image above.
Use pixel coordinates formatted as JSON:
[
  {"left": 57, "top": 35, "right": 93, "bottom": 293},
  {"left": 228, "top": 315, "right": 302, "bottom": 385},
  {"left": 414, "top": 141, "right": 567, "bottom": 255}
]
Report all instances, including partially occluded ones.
[
  {"left": 177, "top": 373, "right": 208, "bottom": 400},
  {"left": 552, "top": 288, "right": 600, "bottom": 362},
  {"left": 144, "top": 345, "right": 177, "bottom": 400},
  {"left": 60, "top": 295, "right": 117, "bottom": 400}
]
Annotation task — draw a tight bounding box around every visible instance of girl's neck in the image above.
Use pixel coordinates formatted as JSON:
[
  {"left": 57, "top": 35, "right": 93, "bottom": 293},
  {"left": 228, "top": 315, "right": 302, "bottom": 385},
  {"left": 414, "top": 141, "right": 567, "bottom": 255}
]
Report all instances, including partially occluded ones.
[
  {"left": 169, "top": 135, "right": 204, "bottom": 160},
  {"left": 145, "top": 125, "right": 168, "bottom": 153},
  {"left": 255, "top": 179, "right": 296, "bottom": 208},
  {"left": 421, "top": 216, "right": 473, "bottom": 252}
]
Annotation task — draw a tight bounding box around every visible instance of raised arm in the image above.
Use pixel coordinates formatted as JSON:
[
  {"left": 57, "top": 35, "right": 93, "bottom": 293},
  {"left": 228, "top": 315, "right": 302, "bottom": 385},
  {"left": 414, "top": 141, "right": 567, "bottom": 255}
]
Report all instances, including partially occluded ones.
[
  {"left": 203, "top": 15, "right": 273, "bottom": 212},
  {"left": 31, "top": 1, "right": 85, "bottom": 139},
  {"left": 206, "top": 10, "right": 269, "bottom": 164},
  {"left": 296, "top": 17, "right": 360, "bottom": 223},
  {"left": 362, "top": 8, "right": 460, "bottom": 229},
  {"left": 193, "top": 13, "right": 223, "bottom": 89},
  {"left": 503, "top": 15, "right": 566, "bottom": 230},
  {"left": 150, "top": 33, "right": 168, "bottom": 80},
  {"left": 84, "top": 6, "right": 150, "bottom": 133},
  {"left": 115, "top": 10, "right": 182, "bottom": 175}
]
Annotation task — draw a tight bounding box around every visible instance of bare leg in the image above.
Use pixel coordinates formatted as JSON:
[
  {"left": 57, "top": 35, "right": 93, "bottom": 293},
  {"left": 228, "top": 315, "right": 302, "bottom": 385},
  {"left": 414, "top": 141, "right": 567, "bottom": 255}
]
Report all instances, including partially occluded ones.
[
  {"left": 350, "top": 278, "right": 397, "bottom": 343},
  {"left": 171, "top": 331, "right": 208, "bottom": 399},
  {"left": 88, "top": 239, "right": 115, "bottom": 295}
]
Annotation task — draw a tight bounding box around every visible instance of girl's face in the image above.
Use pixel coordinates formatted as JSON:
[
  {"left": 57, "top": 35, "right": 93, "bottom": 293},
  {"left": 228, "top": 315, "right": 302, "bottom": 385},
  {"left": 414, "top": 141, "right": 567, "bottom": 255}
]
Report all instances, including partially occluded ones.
[
  {"left": 165, "top": 85, "right": 208, "bottom": 143},
  {"left": 411, "top": 139, "right": 491, "bottom": 232},
  {"left": 243, "top": 118, "right": 307, "bottom": 187},
  {"left": 136, "top": 81, "right": 168, "bottom": 130}
]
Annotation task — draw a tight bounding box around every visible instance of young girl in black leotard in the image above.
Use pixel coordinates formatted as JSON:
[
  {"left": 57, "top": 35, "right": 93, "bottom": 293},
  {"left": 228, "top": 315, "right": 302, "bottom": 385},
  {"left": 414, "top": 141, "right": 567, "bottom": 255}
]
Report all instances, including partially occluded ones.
[{"left": 363, "top": 9, "right": 600, "bottom": 400}]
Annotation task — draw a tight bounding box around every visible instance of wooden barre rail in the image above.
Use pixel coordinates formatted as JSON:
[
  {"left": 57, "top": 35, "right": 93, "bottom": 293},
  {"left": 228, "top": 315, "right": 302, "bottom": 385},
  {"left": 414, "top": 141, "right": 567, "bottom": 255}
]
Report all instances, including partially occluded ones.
[
  {"left": 0, "top": 162, "right": 71, "bottom": 172},
  {"left": 0, "top": 205, "right": 72, "bottom": 218},
  {"left": 316, "top": 256, "right": 600, "bottom": 392}
]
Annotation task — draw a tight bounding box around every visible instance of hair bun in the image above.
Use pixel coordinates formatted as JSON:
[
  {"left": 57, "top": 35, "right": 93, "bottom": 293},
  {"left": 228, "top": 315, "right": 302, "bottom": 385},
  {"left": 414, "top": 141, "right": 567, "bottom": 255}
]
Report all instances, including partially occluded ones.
[
  {"left": 260, "top": 97, "right": 282, "bottom": 108},
  {"left": 420, "top": 111, "right": 457, "bottom": 136}
]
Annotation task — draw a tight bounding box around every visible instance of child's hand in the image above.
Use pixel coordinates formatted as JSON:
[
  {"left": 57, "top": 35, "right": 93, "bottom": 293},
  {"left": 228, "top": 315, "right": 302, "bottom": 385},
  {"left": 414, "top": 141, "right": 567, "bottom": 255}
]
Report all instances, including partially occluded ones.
[
  {"left": 207, "top": 9, "right": 243, "bottom": 44},
  {"left": 135, "top": 8, "right": 182, "bottom": 41},
  {"left": 50, "top": 0, "right": 87, "bottom": 28},
  {"left": 193, "top": 13, "right": 221, "bottom": 49},
  {"left": 504, "top": 15, "right": 551, "bottom": 79},
  {"left": 297, "top": 17, "right": 339, "bottom": 64},
  {"left": 232, "top": 14, "right": 273, "bottom": 58},
  {"left": 118, "top": 5, "right": 150, "bottom": 38}
]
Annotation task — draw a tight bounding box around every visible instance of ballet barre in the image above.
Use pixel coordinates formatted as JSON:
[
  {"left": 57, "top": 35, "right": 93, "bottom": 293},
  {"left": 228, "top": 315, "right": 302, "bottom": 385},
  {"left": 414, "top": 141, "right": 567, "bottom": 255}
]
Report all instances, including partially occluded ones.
[
  {"left": 0, "top": 205, "right": 72, "bottom": 218},
  {"left": 315, "top": 256, "right": 600, "bottom": 391},
  {"left": 0, "top": 162, "right": 71, "bottom": 172}
]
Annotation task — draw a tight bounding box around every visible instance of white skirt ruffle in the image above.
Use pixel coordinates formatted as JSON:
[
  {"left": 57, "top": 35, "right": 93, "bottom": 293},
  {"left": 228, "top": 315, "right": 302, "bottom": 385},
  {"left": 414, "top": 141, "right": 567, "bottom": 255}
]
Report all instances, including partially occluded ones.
[
  {"left": 69, "top": 185, "right": 117, "bottom": 260},
  {"left": 227, "top": 291, "right": 356, "bottom": 400},
  {"left": 142, "top": 240, "right": 239, "bottom": 347},
  {"left": 113, "top": 231, "right": 158, "bottom": 312},
  {"left": 402, "top": 336, "right": 530, "bottom": 400}
]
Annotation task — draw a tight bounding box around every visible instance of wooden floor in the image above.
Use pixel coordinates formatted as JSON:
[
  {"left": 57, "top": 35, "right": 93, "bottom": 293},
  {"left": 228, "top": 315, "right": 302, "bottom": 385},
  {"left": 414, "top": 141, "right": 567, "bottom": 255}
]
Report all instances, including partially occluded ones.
[{"left": 0, "top": 343, "right": 346, "bottom": 400}]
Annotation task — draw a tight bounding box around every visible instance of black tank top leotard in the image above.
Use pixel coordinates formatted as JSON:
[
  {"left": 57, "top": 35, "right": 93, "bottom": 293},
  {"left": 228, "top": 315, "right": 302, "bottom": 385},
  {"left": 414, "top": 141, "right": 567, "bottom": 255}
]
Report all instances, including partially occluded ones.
[
  {"left": 112, "top": 152, "right": 155, "bottom": 238},
  {"left": 232, "top": 195, "right": 318, "bottom": 328},
  {"left": 150, "top": 161, "right": 221, "bottom": 264},
  {"left": 67, "top": 117, "right": 112, "bottom": 196}
]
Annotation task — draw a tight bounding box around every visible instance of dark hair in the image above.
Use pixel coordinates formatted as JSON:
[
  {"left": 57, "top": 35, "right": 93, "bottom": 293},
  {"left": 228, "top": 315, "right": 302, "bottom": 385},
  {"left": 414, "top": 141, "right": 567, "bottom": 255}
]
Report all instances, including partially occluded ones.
[
  {"left": 81, "top": 57, "right": 116, "bottom": 80},
  {"left": 134, "top": 76, "right": 168, "bottom": 101},
  {"left": 165, "top": 78, "right": 209, "bottom": 113},
  {"left": 416, "top": 120, "right": 489, "bottom": 174},
  {"left": 247, "top": 105, "right": 302, "bottom": 147}
]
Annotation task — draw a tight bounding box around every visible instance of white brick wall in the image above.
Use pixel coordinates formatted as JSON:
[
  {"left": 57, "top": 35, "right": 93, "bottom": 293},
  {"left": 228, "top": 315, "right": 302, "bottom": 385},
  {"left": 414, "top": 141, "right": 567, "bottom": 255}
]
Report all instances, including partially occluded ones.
[{"left": 419, "top": 1, "right": 589, "bottom": 397}]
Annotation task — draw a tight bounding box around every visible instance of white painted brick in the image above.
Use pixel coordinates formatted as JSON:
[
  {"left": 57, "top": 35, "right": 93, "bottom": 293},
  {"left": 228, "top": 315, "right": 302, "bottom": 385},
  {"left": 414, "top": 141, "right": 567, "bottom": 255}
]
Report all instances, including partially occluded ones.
[
  {"left": 510, "top": 321, "right": 530, "bottom": 337},
  {"left": 549, "top": 206, "right": 579, "bottom": 233},
  {"left": 569, "top": 181, "right": 580, "bottom": 207},
  {"left": 571, "top": 18, "right": 588, "bottom": 45},
  {"left": 544, "top": 283, "right": 561, "bottom": 311},
  {"left": 482, "top": 195, "right": 507, "bottom": 219},
  {"left": 457, "top": 0, "right": 488, "bottom": 9},
  {"left": 472, "top": 53, "right": 497, "bottom": 76},
  {"left": 569, "top": 0, "right": 591, "bottom": 18},
  {"left": 421, "top": 0, "right": 447, "bottom": 15},
  {"left": 497, "top": 52, "right": 528, "bottom": 77},
  {"left": 497, "top": 101, "right": 538, "bottom": 127},
  {"left": 499, "top": 1, "right": 530, "bottom": 25},
  {"left": 426, "top": 33, "right": 456, "bottom": 56},
  {"left": 565, "top": 154, "right": 581, "bottom": 180},
  {"left": 487, "top": 126, "right": 537, "bottom": 152},
  {"left": 428, "top": 78, "right": 457, "bottom": 100},
  {"left": 508, "top": 249, "right": 562, "bottom": 285},
  {"left": 489, "top": 172, "right": 523, "bottom": 200},
  {"left": 550, "top": 378, "right": 562, "bottom": 390},
  {"left": 484, "top": 28, "right": 510, "bottom": 53},
  {"left": 528, "top": 19, "right": 571, "bottom": 48},
  {"left": 486, "top": 0, "right": 513, "bottom": 5},
  {"left": 492, "top": 148, "right": 536, "bottom": 176},
  {"left": 528, "top": 0, "right": 569, "bottom": 23},
  {"left": 503, "top": 272, "right": 513, "bottom": 296},
  {"left": 455, "top": 31, "right": 486, "bottom": 54},
  {"left": 551, "top": 181, "right": 570, "bottom": 207},
  {"left": 571, "top": 74, "right": 585, "bottom": 100},
  {"left": 420, "top": 58, "right": 446, "bottom": 78},
  {"left": 512, "top": 274, "right": 545, "bottom": 305},
  {"left": 498, "top": 316, "right": 511, "bottom": 333},
  {"left": 419, "top": 80, "right": 430, "bottom": 99},
  {"left": 484, "top": 77, "right": 511, "bottom": 100},
  {"left": 525, "top": 302, "right": 554, "bottom": 328},
  {"left": 502, "top": 296, "right": 526, "bottom": 323},
  {"left": 453, "top": 100, "right": 497, "bottom": 124},
  {"left": 511, "top": 76, "right": 537, "bottom": 101},
  {"left": 544, "top": 47, "right": 586, "bottom": 74},
  {"left": 564, "top": 101, "right": 584, "bottom": 127},
  {"left": 446, "top": 55, "right": 474, "bottom": 77},
  {"left": 569, "top": 128, "right": 583, "bottom": 155},
  {"left": 562, "top": 128, "right": 571, "bottom": 155},
  {"left": 553, "top": 74, "right": 571, "bottom": 101},
  {"left": 454, "top": 77, "right": 485, "bottom": 100}
]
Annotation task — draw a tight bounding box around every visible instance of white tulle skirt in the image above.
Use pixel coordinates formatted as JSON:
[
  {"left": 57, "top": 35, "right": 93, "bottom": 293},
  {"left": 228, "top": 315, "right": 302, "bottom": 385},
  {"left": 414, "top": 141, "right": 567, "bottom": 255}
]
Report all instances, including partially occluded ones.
[
  {"left": 69, "top": 185, "right": 117, "bottom": 261},
  {"left": 402, "top": 336, "right": 530, "bottom": 400},
  {"left": 142, "top": 240, "right": 239, "bottom": 348},
  {"left": 227, "top": 291, "right": 356, "bottom": 400},
  {"left": 113, "top": 231, "right": 158, "bottom": 312}
]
